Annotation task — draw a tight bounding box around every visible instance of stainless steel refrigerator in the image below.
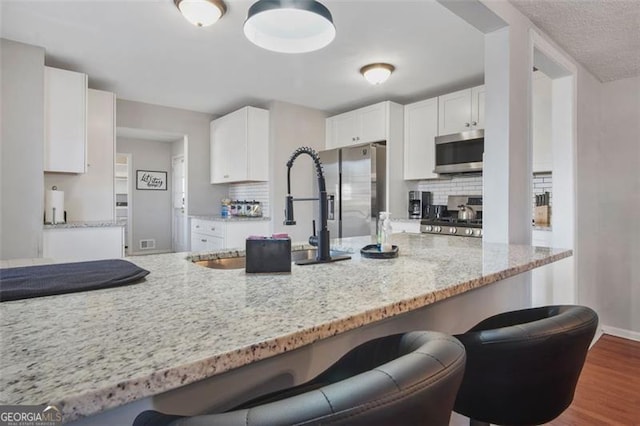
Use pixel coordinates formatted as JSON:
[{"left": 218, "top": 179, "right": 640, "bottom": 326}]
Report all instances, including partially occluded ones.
[{"left": 319, "top": 143, "right": 386, "bottom": 238}]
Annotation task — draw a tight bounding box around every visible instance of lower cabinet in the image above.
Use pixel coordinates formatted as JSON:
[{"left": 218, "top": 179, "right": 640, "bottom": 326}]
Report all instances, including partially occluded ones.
[
  {"left": 43, "top": 226, "right": 124, "bottom": 262},
  {"left": 391, "top": 221, "right": 422, "bottom": 234},
  {"left": 190, "top": 218, "right": 270, "bottom": 251}
]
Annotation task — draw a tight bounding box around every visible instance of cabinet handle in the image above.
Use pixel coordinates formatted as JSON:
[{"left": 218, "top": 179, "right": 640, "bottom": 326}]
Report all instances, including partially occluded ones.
[
  {"left": 201, "top": 239, "right": 207, "bottom": 242},
  {"left": 464, "top": 122, "right": 470, "bottom": 127},
  {"left": 196, "top": 225, "right": 200, "bottom": 228},
  {"left": 471, "top": 121, "right": 477, "bottom": 126},
  {"left": 210, "top": 227, "right": 215, "bottom": 231},
  {"left": 223, "top": 174, "right": 229, "bottom": 178}
]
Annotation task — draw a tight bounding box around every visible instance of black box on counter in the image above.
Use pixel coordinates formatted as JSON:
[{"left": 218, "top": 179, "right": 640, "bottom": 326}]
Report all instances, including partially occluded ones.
[{"left": 245, "top": 237, "right": 292, "bottom": 273}]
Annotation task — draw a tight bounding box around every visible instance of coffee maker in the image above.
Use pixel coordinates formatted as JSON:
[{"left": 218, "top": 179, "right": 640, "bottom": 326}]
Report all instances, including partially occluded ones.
[{"left": 408, "top": 191, "right": 431, "bottom": 219}]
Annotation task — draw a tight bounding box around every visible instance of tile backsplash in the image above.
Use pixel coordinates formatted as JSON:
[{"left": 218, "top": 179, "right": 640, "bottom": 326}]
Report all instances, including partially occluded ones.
[
  {"left": 533, "top": 172, "right": 553, "bottom": 208},
  {"left": 228, "top": 182, "right": 270, "bottom": 216},
  {"left": 415, "top": 172, "right": 553, "bottom": 211},
  {"left": 416, "top": 175, "right": 483, "bottom": 205}
]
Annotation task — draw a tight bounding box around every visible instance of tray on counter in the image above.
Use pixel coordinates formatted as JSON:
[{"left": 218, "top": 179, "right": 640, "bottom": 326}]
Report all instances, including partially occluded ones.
[{"left": 360, "top": 244, "right": 399, "bottom": 259}]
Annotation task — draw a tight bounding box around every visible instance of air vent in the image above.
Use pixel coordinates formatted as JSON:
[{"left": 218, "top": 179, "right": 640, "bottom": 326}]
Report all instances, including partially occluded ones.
[{"left": 139, "top": 239, "right": 156, "bottom": 250}]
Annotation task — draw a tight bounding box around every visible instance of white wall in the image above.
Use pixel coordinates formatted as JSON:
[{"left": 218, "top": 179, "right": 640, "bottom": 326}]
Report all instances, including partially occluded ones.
[
  {"left": 0, "top": 39, "right": 45, "bottom": 259},
  {"left": 116, "top": 99, "right": 226, "bottom": 216},
  {"left": 594, "top": 76, "right": 640, "bottom": 335},
  {"left": 268, "top": 101, "right": 326, "bottom": 243},
  {"left": 117, "top": 137, "right": 172, "bottom": 254},
  {"left": 44, "top": 89, "right": 115, "bottom": 222}
]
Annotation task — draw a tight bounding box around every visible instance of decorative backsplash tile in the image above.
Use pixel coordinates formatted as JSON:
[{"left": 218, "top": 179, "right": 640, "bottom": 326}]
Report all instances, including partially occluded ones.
[
  {"left": 415, "top": 172, "right": 553, "bottom": 212},
  {"left": 228, "top": 182, "right": 270, "bottom": 216},
  {"left": 416, "top": 175, "right": 483, "bottom": 205}
]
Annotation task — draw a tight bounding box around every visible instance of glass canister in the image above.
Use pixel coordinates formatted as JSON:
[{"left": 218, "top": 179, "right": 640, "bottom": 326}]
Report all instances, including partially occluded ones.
[{"left": 377, "top": 211, "right": 393, "bottom": 252}]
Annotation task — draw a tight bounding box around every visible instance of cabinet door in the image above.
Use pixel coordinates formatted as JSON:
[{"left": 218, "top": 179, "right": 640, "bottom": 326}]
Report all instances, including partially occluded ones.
[
  {"left": 329, "top": 112, "right": 359, "bottom": 148},
  {"left": 391, "top": 221, "right": 421, "bottom": 234},
  {"left": 359, "top": 103, "right": 387, "bottom": 144},
  {"left": 246, "top": 107, "right": 269, "bottom": 181},
  {"left": 191, "top": 231, "right": 224, "bottom": 252},
  {"left": 471, "top": 85, "right": 485, "bottom": 129},
  {"left": 438, "top": 88, "right": 472, "bottom": 136},
  {"left": 44, "top": 67, "right": 87, "bottom": 173},
  {"left": 211, "top": 109, "right": 248, "bottom": 183},
  {"left": 404, "top": 98, "right": 438, "bottom": 180}
]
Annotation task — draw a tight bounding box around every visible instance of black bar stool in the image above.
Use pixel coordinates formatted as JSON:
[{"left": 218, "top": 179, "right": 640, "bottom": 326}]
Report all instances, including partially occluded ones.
[
  {"left": 133, "top": 331, "right": 466, "bottom": 426},
  {"left": 453, "top": 305, "right": 598, "bottom": 426}
]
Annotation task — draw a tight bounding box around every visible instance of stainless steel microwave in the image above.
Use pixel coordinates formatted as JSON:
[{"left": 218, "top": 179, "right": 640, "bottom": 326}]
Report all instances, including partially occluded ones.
[{"left": 434, "top": 129, "right": 484, "bottom": 174}]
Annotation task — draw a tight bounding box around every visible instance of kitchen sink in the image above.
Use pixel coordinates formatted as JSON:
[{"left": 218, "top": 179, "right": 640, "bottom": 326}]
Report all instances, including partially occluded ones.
[{"left": 194, "top": 249, "right": 348, "bottom": 270}]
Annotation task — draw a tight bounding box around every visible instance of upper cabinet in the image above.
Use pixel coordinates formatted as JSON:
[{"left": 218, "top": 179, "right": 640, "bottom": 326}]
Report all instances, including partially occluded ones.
[
  {"left": 437, "top": 85, "right": 485, "bottom": 136},
  {"left": 326, "top": 102, "right": 386, "bottom": 149},
  {"left": 404, "top": 97, "right": 438, "bottom": 180},
  {"left": 44, "top": 66, "right": 88, "bottom": 173},
  {"left": 210, "top": 106, "right": 269, "bottom": 184},
  {"left": 532, "top": 72, "right": 553, "bottom": 173}
]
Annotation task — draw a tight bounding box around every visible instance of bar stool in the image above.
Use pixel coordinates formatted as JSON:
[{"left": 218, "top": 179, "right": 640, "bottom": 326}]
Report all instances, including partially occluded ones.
[
  {"left": 453, "top": 305, "right": 598, "bottom": 425},
  {"left": 133, "top": 331, "right": 466, "bottom": 426}
]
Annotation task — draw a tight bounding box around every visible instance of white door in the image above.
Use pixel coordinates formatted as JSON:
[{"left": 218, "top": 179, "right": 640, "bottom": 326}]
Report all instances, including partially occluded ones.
[{"left": 172, "top": 155, "right": 188, "bottom": 252}]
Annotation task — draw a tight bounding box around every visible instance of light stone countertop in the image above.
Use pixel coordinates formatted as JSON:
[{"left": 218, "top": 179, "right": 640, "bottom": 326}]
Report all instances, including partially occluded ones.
[
  {"left": 0, "top": 233, "right": 571, "bottom": 423},
  {"left": 43, "top": 221, "right": 125, "bottom": 229}
]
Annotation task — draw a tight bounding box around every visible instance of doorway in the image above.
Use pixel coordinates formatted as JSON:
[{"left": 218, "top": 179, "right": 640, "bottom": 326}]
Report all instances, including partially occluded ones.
[
  {"left": 530, "top": 38, "right": 578, "bottom": 306},
  {"left": 115, "top": 153, "right": 133, "bottom": 255},
  {"left": 172, "top": 154, "right": 188, "bottom": 252},
  {"left": 115, "top": 127, "right": 188, "bottom": 255}
]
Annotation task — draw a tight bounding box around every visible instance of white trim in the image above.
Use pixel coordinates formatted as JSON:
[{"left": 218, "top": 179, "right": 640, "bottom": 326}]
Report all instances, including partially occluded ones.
[
  {"left": 590, "top": 328, "right": 604, "bottom": 349},
  {"left": 602, "top": 325, "right": 640, "bottom": 342}
]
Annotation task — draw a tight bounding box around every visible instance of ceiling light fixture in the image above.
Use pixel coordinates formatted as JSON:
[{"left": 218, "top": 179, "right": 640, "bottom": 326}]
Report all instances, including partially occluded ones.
[
  {"left": 175, "top": 0, "right": 226, "bottom": 27},
  {"left": 244, "top": 0, "right": 336, "bottom": 54},
  {"left": 360, "top": 63, "right": 395, "bottom": 85}
]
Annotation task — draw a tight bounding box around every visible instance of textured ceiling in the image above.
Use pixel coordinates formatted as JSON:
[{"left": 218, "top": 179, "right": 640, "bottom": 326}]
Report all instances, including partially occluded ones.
[{"left": 510, "top": 0, "right": 640, "bottom": 82}]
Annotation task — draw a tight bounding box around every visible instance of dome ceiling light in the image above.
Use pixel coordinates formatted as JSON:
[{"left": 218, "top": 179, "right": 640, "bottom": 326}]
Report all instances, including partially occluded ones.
[
  {"left": 360, "top": 63, "right": 395, "bottom": 85},
  {"left": 244, "top": 0, "right": 336, "bottom": 54},
  {"left": 175, "top": 0, "right": 227, "bottom": 27}
]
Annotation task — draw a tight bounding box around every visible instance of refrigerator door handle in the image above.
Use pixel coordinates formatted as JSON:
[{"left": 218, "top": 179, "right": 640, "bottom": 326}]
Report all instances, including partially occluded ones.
[{"left": 327, "top": 194, "right": 335, "bottom": 221}]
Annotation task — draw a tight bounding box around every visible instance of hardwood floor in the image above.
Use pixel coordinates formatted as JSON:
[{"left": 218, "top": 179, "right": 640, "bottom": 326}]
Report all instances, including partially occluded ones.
[{"left": 549, "top": 334, "right": 640, "bottom": 425}]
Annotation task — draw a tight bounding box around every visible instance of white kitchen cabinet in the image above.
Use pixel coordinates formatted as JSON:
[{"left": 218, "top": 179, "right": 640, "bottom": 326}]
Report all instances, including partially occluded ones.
[
  {"left": 326, "top": 102, "right": 387, "bottom": 149},
  {"left": 437, "top": 85, "right": 485, "bottom": 136},
  {"left": 404, "top": 97, "right": 439, "bottom": 180},
  {"left": 43, "top": 226, "right": 124, "bottom": 262},
  {"left": 190, "top": 218, "right": 270, "bottom": 251},
  {"left": 210, "top": 106, "right": 269, "bottom": 184},
  {"left": 44, "top": 66, "right": 88, "bottom": 173},
  {"left": 391, "top": 220, "right": 421, "bottom": 234},
  {"left": 532, "top": 72, "right": 553, "bottom": 173}
]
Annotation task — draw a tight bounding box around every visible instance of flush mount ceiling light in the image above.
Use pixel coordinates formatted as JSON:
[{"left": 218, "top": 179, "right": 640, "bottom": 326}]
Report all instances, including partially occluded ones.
[
  {"left": 360, "top": 63, "right": 395, "bottom": 85},
  {"left": 244, "top": 0, "right": 336, "bottom": 54},
  {"left": 174, "top": 0, "right": 226, "bottom": 27}
]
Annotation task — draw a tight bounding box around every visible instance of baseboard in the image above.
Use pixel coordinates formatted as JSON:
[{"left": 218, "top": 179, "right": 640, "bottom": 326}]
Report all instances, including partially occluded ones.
[
  {"left": 590, "top": 328, "right": 604, "bottom": 348},
  {"left": 601, "top": 325, "right": 640, "bottom": 342}
]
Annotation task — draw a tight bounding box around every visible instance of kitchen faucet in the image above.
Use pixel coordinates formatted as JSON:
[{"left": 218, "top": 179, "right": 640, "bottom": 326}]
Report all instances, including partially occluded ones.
[{"left": 284, "top": 147, "right": 350, "bottom": 265}]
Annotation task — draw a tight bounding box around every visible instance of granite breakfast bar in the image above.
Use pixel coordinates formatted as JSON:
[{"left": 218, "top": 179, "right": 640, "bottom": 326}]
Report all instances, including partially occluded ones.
[{"left": 0, "top": 233, "right": 572, "bottom": 425}]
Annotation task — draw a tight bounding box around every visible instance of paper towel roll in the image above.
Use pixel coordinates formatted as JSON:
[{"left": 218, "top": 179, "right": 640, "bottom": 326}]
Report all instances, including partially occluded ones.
[{"left": 45, "top": 189, "right": 65, "bottom": 224}]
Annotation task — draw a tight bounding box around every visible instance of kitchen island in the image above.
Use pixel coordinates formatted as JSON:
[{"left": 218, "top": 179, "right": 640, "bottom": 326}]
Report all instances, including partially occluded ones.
[{"left": 0, "top": 233, "right": 571, "bottom": 424}]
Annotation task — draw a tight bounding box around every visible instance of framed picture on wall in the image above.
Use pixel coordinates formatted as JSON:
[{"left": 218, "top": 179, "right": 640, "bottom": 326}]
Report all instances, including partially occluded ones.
[{"left": 136, "top": 170, "right": 167, "bottom": 190}]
